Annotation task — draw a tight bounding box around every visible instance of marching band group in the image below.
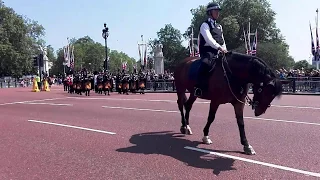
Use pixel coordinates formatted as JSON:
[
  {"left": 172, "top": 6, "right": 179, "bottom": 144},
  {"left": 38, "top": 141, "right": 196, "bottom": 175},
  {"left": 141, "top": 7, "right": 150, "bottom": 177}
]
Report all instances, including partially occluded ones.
[{"left": 63, "top": 68, "right": 147, "bottom": 96}]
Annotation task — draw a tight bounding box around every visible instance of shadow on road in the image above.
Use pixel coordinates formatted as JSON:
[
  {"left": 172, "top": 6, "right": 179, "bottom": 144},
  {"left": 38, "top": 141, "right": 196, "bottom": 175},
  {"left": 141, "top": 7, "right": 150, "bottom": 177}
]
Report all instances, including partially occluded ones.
[{"left": 116, "top": 131, "right": 240, "bottom": 175}]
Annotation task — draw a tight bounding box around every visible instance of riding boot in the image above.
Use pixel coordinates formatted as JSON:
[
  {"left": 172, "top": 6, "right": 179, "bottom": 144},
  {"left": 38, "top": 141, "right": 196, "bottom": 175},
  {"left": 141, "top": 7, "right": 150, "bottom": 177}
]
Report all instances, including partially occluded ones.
[{"left": 194, "top": 63, "right": 209, "bottom": 97}]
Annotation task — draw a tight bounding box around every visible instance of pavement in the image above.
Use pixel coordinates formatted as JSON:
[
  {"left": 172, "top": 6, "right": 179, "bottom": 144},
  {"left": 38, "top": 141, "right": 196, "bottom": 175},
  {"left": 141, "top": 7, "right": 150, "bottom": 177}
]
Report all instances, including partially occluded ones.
[{"left": 1, "top": 85, "right": 320, "bottom": 179}]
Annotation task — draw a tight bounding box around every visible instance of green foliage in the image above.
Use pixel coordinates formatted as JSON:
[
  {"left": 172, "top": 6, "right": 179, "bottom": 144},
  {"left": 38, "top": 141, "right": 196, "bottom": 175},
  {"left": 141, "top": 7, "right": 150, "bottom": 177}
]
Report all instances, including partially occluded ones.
[
  {"left": 0, "top": 3, "right": 46, "bottom": 77},
  {"left": 183, "top": 0, "right": 294, "bottom": 69},
  {"left": 46, "top": 45, "right": 56, "bottom": 63},
  {"left": 233, "top": 42, "right": 295, "bottom": 69},
  {"left": 293, "top": 60, "right": 312, "bottom": 70},
  {"left": 50, "top": 36, "right": 136, "bottom": 75},
  {"left": 149, "top": 24, "right": 189, "bottom": 71}
]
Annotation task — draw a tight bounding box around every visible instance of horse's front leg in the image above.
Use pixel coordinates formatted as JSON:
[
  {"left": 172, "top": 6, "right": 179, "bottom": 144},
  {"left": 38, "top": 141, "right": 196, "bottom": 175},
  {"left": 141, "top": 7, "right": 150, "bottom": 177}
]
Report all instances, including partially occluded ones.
[
  {"left": 176, "top": 93, "right": 187, "bottom": 134},
  {"left": 233, "top": 102, "right": 256, "bottom": 155},
  {"left": 202, "top": 102, "right": 219, "bottom": 144},
  {"left": 184, "top": 94, "right": 197, "bottom": 135}
]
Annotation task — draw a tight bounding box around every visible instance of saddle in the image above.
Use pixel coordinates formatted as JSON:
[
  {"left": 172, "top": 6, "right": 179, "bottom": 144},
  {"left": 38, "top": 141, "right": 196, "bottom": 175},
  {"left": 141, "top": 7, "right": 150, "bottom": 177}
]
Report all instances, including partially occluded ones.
[
  {"left": 188, "top": 54, "right": 219, "bottom": 81},
  {"left": 192, "top": 52, "right": 224, "bottom": 97}
]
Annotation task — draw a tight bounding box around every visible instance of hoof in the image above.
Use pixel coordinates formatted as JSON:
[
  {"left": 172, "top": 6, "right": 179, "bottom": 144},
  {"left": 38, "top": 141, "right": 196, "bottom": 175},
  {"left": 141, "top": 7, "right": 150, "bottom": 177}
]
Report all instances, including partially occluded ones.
[
  {"left": 244, "top": 145, "right": 256, "bottom": 155},
  {"left": 180, "top": 126, "right": 186, "bottom": 134},
  {"left": 202, "top": 136, "right": 212, "bottom": 144},
  {"left": 186, "top": 125, "right": 193, "bottom": 135}
]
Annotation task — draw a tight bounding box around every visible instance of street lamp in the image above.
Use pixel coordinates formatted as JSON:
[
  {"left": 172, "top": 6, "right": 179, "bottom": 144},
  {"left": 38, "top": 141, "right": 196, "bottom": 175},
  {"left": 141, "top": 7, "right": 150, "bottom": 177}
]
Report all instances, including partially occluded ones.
[{"left": 102, "top": 23, "right": 109, "bottom": 71}]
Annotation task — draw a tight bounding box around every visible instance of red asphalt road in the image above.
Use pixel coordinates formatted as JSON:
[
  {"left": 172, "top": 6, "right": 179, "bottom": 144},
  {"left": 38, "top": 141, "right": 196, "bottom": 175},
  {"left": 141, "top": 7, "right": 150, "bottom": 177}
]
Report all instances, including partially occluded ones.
[{"left": 1, "top": 86, "right": 320, "bottom": 179}]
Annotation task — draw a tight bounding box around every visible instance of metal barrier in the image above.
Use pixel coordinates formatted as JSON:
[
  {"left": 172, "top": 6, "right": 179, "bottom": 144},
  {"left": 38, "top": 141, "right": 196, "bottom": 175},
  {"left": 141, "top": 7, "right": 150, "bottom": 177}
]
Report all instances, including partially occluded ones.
[
  {"left": 2, "top": 77, "right": 320, "bottom": 94},
  {"left": 144, "top": 78, "right": 320, "bottom": 93},
  {"left": 0, "top": 81, "right": 32, "bottom": 88},
  {"left": 145, "top": 80, "right": 175, "bottom": 92}
]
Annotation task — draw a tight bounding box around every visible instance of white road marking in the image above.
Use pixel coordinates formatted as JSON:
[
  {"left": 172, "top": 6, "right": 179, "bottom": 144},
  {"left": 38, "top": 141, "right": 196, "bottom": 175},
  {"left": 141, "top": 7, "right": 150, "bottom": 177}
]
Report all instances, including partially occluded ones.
[
  {"left": 28, "top": 120, "right": 116, "bottom": 135},
  {"left": 67, "top": 97, "right": 320, "bottom": 110},
  {"left": 102, "top": 106, "right": 179, "bottom": 113},
  {"left": 184, "top": 146, "right": 320, "bottom": 178},
  {"left": 0, "top": 98, "right": 66, "bottom": 106},
  {"left": 244, "top": 117, "right": 320, "bottom": 126},
  {"left": 101, "top": 106, "right": 320, "bottom": 126},
  {"left": 270, "top": 104, "right": 320, "bottom": 110},
  {"left": 23, "top": 102, "right": 72, "bottom": 106},
  {"left": 68, "top": 97, "right": 210, "bottom": 104}
]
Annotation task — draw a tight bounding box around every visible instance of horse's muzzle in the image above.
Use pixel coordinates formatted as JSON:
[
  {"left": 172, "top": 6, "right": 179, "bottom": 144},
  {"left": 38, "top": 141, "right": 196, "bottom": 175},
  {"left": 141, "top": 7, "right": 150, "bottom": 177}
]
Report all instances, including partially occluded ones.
[{"left": 251, "top": 101, "right": 259, "bottom": 110}]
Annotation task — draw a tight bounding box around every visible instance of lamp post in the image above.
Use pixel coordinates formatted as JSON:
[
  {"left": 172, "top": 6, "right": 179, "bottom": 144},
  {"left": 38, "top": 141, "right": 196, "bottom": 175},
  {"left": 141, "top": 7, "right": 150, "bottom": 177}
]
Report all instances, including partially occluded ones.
[{"left": 102, "top": 23, "right": 109, "bottom": 71}]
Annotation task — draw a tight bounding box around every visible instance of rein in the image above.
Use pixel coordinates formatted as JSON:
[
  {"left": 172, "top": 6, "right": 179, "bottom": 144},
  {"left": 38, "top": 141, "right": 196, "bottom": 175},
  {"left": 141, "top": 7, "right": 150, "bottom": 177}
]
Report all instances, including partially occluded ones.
[{"left": 220, "top": 52, "right": 254, "bottom": 106}]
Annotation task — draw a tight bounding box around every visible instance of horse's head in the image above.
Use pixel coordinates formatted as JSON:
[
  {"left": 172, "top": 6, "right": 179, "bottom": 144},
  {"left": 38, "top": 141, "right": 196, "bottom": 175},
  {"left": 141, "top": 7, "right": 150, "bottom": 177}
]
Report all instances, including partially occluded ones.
[
  {"left": 246, "top": 57, "right": 290, "bottom": 116},
  {"left": 251, "top": 78, "right": 290, "bottom": 116}
]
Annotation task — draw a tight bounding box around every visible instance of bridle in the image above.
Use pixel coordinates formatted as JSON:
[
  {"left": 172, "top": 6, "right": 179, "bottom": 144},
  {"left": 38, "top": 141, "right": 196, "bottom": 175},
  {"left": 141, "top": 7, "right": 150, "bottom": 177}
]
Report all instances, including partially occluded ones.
[
  {"left": 219, "top": 51, "right": 274, "bottom": 109},
  {"left": 250, "top": 80, "right": 276, "bottom": 109}
]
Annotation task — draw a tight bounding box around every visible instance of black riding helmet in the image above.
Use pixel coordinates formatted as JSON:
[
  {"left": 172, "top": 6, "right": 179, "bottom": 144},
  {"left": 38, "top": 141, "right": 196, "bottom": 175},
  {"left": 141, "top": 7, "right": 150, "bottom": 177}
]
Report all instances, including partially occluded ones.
[{"left": 206, "top": 2, "right": 222, "bottom": 15}]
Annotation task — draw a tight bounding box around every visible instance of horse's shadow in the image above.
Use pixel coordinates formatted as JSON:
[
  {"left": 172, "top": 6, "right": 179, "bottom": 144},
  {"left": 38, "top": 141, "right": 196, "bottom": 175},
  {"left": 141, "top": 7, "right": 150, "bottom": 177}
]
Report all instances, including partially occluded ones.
[{"left": 116, "top": 131, "right": 241, "bottom": 175}]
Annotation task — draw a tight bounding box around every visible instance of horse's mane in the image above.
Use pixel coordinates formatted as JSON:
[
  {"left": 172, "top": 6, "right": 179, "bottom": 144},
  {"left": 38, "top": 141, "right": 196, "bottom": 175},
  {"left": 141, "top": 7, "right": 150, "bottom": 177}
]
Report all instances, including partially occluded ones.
[{"left": 229, "top": 52, "right": 277, "bottom": 79}]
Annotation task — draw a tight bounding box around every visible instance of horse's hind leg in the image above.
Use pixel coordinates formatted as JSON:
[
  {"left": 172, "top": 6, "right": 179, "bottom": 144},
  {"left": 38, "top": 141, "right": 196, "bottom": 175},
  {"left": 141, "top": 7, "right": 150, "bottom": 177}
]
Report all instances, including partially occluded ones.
[
  {"left": 233, "top": 102, "right": 256, "bottom": 155},
  {"left": 184, "top": 94, "right": 197, "bottom": 135},
  {"left": 177, "top": 92, "right": 187, "bottom": 134},
  {"left": 202, "top": 102, "right": 219, "bottom": 144}
]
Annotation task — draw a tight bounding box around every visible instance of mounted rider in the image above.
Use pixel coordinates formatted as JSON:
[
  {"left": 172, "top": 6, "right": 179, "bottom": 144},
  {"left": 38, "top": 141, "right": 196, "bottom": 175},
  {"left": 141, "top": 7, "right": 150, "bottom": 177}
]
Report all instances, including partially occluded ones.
[{"left": 194, "top": 2, "right": 228, "bottom": 97}]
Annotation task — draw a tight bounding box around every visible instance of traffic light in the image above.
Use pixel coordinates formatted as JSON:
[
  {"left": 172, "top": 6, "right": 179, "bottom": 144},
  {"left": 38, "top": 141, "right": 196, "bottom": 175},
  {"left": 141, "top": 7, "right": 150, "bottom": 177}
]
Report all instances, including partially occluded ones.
[
  {"left": 33, "top": 56, "right": 38, "bottom": 66},
  {"left": 39, "top": 54, "right": 44, "bottom": 67}
]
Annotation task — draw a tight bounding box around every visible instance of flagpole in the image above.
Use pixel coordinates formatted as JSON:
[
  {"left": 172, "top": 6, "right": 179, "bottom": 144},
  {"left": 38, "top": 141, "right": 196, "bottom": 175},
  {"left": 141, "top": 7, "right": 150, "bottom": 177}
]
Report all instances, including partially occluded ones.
[
  {"left": 248, "top": 18, "right": 251, "bottom": 55},
  {"left": 316, "top": 8, "right": 320, "bottom": 62},
  {"left": 316, "top": 9, "right": 318, "bottom": 38},
  {"left": 243, "top": 28, "right": 248, "bottom": 54},
  {"left": 191, "top": 28, "right": 194, "bottom": 56},
  {"left": 255, "top": 29, "right": 258, "bottom": 49},
  {"left": 141, "top": 35, "right": 144, "bottom": 70},
  {"left": 316, "top": 9, "right": 319, "bottom": 67}
]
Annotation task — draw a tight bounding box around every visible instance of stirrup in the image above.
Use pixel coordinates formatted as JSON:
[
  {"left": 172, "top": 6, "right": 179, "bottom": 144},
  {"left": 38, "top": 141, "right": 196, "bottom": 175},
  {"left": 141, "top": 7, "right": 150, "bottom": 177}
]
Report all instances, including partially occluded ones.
[{"left": 194, "top": 87, "right": 202, "bottom": 97}]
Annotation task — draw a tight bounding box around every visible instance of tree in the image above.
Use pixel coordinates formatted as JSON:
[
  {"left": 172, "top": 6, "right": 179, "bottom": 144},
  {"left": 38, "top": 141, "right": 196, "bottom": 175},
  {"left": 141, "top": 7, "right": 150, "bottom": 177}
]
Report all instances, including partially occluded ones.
[
  {"left": 46, "top": 45, "right": 56, "bottom": 63},
  {"left": 50, "top": 48, "right": 65, "bottom": 76},
  {"left": 293, "top": 60, "right": 311, "bottom": 70},
  {"left": 233, "top": 42, "right": 295, "bottom": 70},
  {"left": 150, "top": 24, "right": 188, "bottom": 71},
  {"left": 50, "top": 36, "right": 137, "bottom": 75},
  {"left": 0, "top": 2, "right": 46, "bottom": 77},
  {"left": 185, "top": 0, "right": 293, "bottom": 69},
  {"left": 108, "top": 50, "right": 136, "bottom": 73}
]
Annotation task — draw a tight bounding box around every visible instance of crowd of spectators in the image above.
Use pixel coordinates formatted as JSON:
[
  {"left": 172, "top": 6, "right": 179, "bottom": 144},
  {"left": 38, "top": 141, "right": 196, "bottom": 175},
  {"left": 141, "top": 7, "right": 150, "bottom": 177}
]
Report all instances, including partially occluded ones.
[{"left": 276, "top": 68, "right": 320, "bottom": 80}]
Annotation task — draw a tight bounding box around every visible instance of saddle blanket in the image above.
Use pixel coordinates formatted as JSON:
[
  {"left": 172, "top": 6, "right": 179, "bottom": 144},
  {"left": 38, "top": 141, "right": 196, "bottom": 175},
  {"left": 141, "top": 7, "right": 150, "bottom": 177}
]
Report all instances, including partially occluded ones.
[{"left": 188, "top": 58, "right": 217, "bottom": 81}]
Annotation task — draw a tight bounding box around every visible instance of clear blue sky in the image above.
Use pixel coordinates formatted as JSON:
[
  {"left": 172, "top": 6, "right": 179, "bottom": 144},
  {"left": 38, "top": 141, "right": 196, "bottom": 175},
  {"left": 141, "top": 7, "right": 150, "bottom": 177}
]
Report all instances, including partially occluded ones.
[{"left": 4, "top": 0, "right": 319, "bottom": 63}]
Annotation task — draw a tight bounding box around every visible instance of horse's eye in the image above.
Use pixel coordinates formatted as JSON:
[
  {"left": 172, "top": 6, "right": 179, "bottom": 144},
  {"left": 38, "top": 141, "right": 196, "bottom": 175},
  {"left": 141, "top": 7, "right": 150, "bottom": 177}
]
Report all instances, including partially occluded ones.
[{"left": 258, "top": 88, "right": 262, "bottom": 93}]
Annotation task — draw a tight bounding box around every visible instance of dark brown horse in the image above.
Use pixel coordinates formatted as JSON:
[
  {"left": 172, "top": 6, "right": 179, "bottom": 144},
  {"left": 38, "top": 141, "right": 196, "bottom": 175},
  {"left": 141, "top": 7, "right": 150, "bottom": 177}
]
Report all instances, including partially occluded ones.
[{"left": 174, "top": 51, "right": 288, "bottom": 155}]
